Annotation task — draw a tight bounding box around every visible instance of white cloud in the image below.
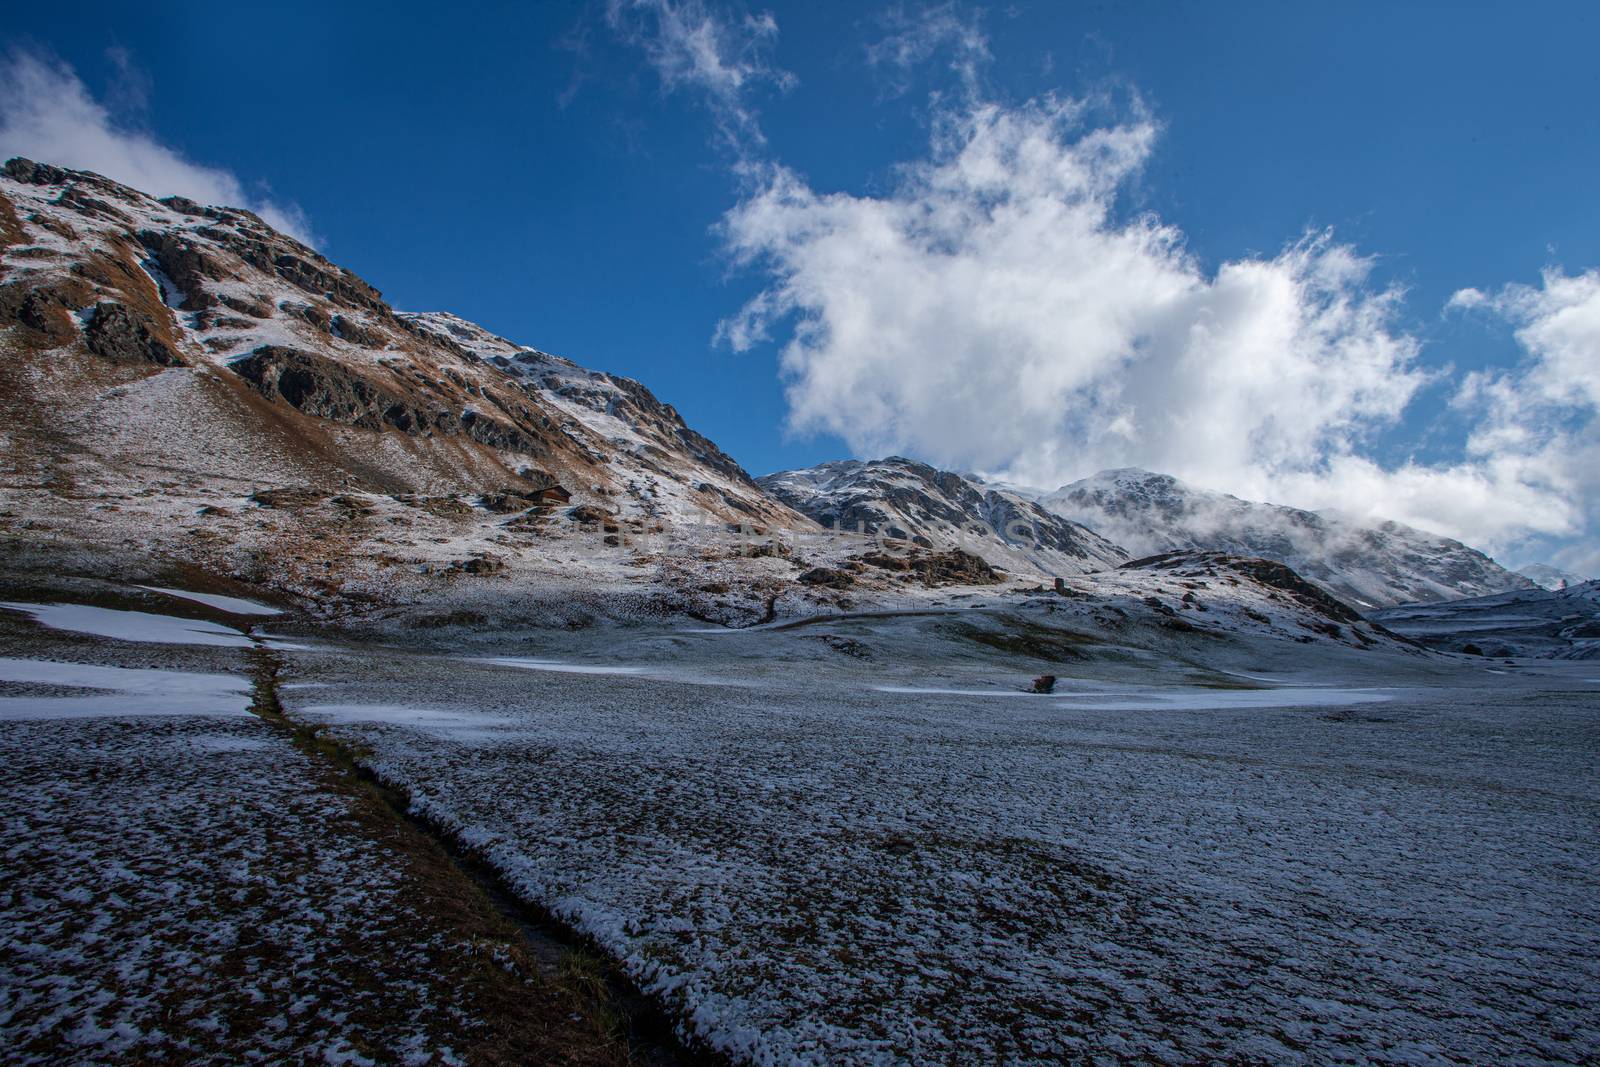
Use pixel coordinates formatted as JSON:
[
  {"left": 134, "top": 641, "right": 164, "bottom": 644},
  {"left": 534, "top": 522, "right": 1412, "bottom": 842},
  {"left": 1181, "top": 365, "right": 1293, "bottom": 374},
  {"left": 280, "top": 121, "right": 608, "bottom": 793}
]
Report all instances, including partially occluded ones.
[
  {"left": 866, "top": 3, "right": 991, "bottom": 100},
  {"left": 718, "top": 94, "right": 1597, "bottom": 564},
  {"left": 0, "top": 49, "right": 315, "bottom": 245},
  {"left": 605, "top": 0, "right": 793, "bottom": 161},
  {"left": 1443, "top": 270, "right": 1600, "bottom": 572}
]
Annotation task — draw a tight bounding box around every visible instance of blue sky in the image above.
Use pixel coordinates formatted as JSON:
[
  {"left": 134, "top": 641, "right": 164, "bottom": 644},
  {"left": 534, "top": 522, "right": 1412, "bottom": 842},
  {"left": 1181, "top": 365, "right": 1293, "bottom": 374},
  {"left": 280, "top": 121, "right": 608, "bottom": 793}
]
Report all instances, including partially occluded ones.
[{"left": 2, "top": 1, "right": 1597, "bottom": 569}]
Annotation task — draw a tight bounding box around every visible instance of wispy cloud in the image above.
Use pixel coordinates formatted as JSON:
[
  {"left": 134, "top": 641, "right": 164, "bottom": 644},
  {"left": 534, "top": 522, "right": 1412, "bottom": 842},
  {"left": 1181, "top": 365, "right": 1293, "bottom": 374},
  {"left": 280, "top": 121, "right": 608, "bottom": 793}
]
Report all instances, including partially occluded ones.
[
  {"left": 865, "top": 2, "right": 991, "bottom": 100},
  {"left": 604, "top": 0, "right": 794, "bottom": 164},
  {"left": 0, "top": 49, "right": 315, "bottom": 245}
]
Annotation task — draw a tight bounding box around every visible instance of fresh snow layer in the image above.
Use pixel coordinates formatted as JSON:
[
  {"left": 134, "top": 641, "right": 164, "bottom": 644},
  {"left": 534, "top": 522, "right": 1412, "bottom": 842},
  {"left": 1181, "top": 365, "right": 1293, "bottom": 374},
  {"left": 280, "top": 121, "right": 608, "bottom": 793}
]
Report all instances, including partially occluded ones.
[
  {"left": 298, "top": 703, "right": 511, "bottom": 739},
  {"left": 0, "top": 602, "right": 253, "bottom": 647},
  {"left": 875, "top": 682, "right": 1396, "bottom": 709},
  {"left": 873, "top": 685, "right": 1045, "bottom": 697},
  {"left": 0, "top": 657, "right": 251, "bottom": 720},
  {"left": 137, "top": 585, "right": 284, "bottom": 616},
  {"left": 1054, "top": 685, "right": 1396, "bottom": 711},
  {"left": 280, "top": 644, "right": 1600, "bottom": 1065},
  {"left": 479, "top": 657, "right": 645, "bottom": 675}
]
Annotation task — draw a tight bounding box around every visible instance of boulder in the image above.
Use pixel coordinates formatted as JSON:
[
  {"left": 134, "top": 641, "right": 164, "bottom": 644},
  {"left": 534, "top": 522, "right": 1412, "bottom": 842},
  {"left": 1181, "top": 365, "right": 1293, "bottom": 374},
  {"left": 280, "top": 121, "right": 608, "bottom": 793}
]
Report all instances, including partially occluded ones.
[{"left": 798, "top": 567, "right": 854, "bottom": 589}]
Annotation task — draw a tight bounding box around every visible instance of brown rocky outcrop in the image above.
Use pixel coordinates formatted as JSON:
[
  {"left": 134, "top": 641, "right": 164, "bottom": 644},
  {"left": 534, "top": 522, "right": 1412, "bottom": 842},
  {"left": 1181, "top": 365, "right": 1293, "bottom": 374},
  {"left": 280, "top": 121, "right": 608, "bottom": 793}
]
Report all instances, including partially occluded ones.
[
  {"left": 83, "top": 302, "right": 184, "bottom": 366},
  {"left": 231, "top": 346, "right": 552, "bottom": 456}
]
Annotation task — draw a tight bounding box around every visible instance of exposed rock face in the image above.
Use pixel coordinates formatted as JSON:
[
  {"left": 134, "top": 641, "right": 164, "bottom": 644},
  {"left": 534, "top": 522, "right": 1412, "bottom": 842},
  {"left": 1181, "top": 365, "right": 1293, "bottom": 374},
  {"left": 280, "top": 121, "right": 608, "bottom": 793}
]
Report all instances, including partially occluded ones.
[
  {"left": 760, "top": 457, "right": 1126, "bottom": 578},
  {"left": 1041, "top": 468, "right": 1535, "bottom": 608},
  {"left": 2, "top": 158, "right": 69, "bottom": 185},
  {"left": 231, "top": 346, "right": 555, "bottom": 456},
  {"left": 400, "top": 311, "right": 778, "bottom": 504},
  {"left": 138, "top": 231, "right": 224, "bottom": 310},
  {"left": 0, "top": 280, "right": 87, "bottom": 343},
  {"left": 84, "top": 302, "right": 183, "bottom": 366}
]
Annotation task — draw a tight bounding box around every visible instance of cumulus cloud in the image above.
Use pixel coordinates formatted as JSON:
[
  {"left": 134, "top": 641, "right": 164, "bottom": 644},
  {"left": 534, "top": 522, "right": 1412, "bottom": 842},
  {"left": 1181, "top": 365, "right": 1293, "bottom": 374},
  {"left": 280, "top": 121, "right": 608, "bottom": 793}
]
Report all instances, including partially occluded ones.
[
  {"left": 1442, "top": 270, "right": 1600, "bottom": 571},
  {"left": 605, "top": 0, "right": 794, "bottom": 161},
  {"left": 0, "top": 49, "right": 315, "bottom": 244},
  {"left": 718, "top": 93, "right": 1598, "bottom": 563}
]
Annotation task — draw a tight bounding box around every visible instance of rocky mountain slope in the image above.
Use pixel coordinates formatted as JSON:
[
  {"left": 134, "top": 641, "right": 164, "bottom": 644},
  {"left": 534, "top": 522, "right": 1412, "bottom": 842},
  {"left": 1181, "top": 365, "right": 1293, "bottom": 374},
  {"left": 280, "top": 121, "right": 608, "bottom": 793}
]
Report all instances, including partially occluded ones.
[
  {"left": 0, "top": 157, "right": 826, "bottom": 618},
  {"left": 1371, "top": 580, "right": 1600, "bottom": 659},
  {"left": 759, "top": 457, "right": 1128, "bottom": 578},
  {"left": 1034, "top": 468, "right": 1534, "bottom": 609}
]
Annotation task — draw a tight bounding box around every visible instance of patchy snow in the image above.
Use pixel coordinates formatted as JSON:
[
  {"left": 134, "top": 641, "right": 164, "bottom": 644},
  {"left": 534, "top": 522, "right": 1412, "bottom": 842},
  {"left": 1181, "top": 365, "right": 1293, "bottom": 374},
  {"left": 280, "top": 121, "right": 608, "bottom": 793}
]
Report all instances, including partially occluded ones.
[
  {"left": 298, "top": 703, "right": 512, "bottom": 739},
  {"left": 0, "top": 656, "right": 250, "bottom": 720},
  {"left": 479, "top": 657, "right": 645, "bottom": 676},
  {"left": 136, "top": 585, "right": 284, "bottom": 616},
  {"left": 137, "top": 256, "right": 187, "bottom": 310},
  {"left": 0, "top": 602, "right": 253, "bottom": 647},
  {"left": 873, "top": 685, "right": 1043, "bottom": 697}
]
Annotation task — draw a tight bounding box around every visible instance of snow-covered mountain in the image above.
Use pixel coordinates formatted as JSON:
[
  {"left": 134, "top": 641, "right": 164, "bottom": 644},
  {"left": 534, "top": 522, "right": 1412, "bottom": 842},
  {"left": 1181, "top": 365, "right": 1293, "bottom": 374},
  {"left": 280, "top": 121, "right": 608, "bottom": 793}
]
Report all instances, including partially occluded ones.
[
  {"left": 1516, "top": 563, "right": 1594, "bottom": 591},
  {"left": 1035, "top": 468, "right": 1533, "bottom": 609},
  {"left": 759, "top": 457, "right": 1128, "bottom": 577},
  {"left": 1371, "top": 580, "right": 1600, "bottom": 659},
  {"left": 0, "top": 157, "right": 798, "bottom": 531},
  {"left": 0, "top": 157, "right": 848, "bottom": 615}
]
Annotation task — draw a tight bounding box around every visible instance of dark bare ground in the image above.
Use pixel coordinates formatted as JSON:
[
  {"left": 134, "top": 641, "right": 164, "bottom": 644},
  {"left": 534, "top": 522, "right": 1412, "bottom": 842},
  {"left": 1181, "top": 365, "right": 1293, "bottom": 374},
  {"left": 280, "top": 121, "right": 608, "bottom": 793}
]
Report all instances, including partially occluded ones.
[{"left": 0, "top": 589, "right": 703, "bottom": 1066}]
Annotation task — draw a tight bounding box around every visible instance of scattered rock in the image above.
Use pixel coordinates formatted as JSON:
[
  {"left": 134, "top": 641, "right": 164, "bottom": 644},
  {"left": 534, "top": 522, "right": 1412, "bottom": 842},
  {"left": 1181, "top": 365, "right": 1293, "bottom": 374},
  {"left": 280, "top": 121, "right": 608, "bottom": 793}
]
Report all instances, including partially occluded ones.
[
  {"left": 817, "top": 634, "right": 872, "bottom": 659},
  {"left": 859, "top": 549, "right": 1000, "bottom": 586},
  {"left": 250, "top": 487, "right": 330, "bottom": 509},
  {"left": 479, "top": 493, "right": 530, "bottom": 514},
  {"left": 798, "top": 567, "right": 854, "bottom": 589},
  {"left": 218, "top": 294, "right": 273, "bottom": 319}
]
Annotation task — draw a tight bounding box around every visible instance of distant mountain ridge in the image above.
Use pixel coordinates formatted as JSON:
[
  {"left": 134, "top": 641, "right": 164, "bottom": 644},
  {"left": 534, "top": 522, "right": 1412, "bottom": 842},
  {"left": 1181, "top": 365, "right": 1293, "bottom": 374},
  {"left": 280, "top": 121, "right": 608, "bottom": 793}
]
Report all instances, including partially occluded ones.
[
  {"left": 759, "top": 458, "right": 1128, "bottom": 577},
  {"left": 1516, "top": 563, "right": 1593, "bottom": 591},
  {"left": 1372, "top": 580, "right": 1600, "bottom": 659},
  {"left": 1034, "top": 468, "right": 1534, "bottom": 608}
]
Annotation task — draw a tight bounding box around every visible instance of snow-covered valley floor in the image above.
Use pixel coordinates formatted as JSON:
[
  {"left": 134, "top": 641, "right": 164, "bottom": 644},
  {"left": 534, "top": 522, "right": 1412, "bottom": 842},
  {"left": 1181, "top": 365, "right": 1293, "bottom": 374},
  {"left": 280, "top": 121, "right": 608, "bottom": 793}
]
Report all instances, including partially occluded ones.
[
  {"left": 275, "top": 616, "right": 1599, "bottom": 1065},
  {"left": 3, "top": 591, "right": 1597, "bottom": 1065}
]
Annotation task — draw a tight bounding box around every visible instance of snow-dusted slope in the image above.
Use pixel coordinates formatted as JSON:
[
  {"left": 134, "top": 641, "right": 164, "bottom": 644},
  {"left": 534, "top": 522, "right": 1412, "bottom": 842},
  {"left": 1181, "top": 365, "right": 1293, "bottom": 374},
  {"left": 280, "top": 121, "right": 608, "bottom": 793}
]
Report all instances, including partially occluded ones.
[
  {"left": 1371, "top": 579, "right": 1600, "bottom": 659},
  {"left": 0, "top": 157, "right": 798, "bottom": 530},
  {"left": 1039, "top": 468, "right": 1533, "bottom": 609},
  {"left": 759, "top": 457, "right": 1127, "bottom": 577}
]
